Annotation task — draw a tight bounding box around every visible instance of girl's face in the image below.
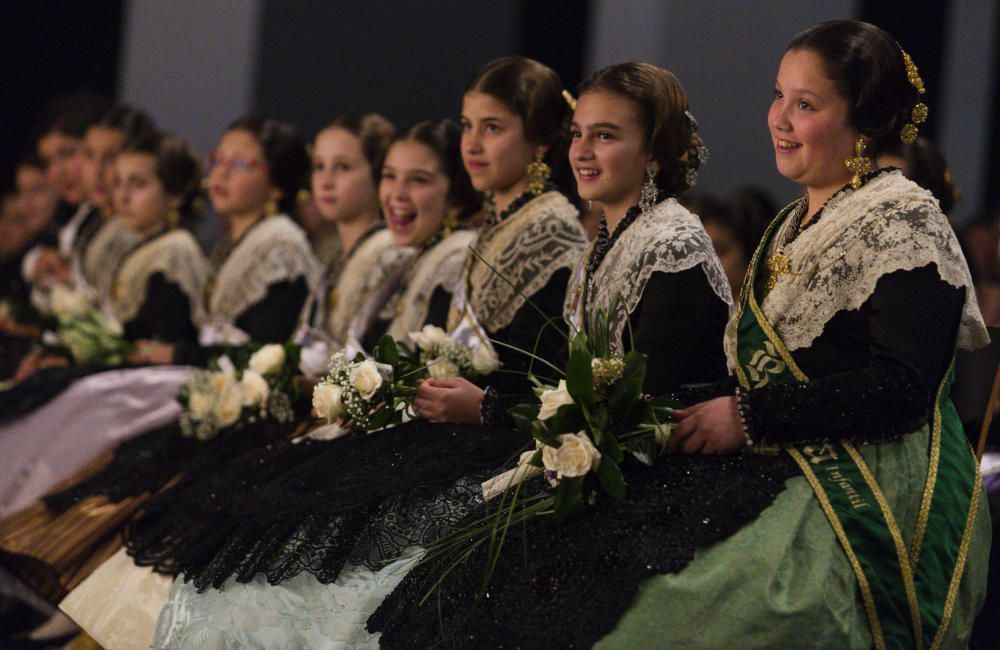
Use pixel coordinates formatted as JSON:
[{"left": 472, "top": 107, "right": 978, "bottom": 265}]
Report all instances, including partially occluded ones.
[
  {"left": 768, "top": 48, "right": 858, "bottom": 195},
  {"left": 114, "top": 152, "right": 177, "bottom": 237},
  {"left": 207, "top": 129, "right": 277, "bottom": 218},
  {"left": 311, "top": 127, "right": 378, "bottom": 223},
  {"left": 380, "top": 139, "right": 451, "bottom": 248},
  {"left": 569, "top": 90, "right": 652, "bottom": 217},
  {"left": 38, "top": 131, "right": 86, "bottom": 205},
  {"left": 460, "top": 91, "right": 538, "bottom": 198},
  {"left": 82, "top": 125, "right": 127, "bottom": 213}
]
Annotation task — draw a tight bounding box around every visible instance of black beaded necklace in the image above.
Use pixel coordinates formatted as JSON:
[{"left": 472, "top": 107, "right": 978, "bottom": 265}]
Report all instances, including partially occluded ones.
[{"left": 581, "top": 192, "right": 667, "bottom": 332}]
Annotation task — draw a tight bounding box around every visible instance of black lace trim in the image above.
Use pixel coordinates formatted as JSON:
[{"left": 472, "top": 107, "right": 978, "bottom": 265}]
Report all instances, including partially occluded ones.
[
  {"left": 369, "top": 452, "right": 799, "bottom": 648},
  {"left": 124, "top": 420, "right": 526, "bottom": 590}
]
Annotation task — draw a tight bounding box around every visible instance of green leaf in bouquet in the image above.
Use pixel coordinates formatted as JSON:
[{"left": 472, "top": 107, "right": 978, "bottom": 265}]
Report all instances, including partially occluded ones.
[
  {"left": 595, "top": 455, "right": 626, "bottom": 498},
  {"left": 529, "top": 420, "right": 560, "bottom": 447},
  {"left": 527, "top": 448, "right": 543, "bottom": 467},
  {"left": 546, "top": 403, "right": 586, "bottom": 438},
  {"left": 553, "top": 476, "right": 584, "bottom": 521},
  {"left": 508, "top": 403, "right": 540, "bottom": 435},
  {"left": 374, "top": 335, "right": 400, "bottom": 366},
  {"left": 283, "top": 341, "right": 302, "bottom": 369},
  {"left": 607, "top": 350, "right": 647, "bottom": 415},
  {"left": 601, "top": 429, "right": 625, "bottom": 463},
  {"left": 565, "top": 335, "right": 596, "bottom": 413},
  {"left": 592, "top": 311, "right": 611, "bottom": 359},
  {"left": 588, "top": 406, "right": 608, "bottom": 446}
]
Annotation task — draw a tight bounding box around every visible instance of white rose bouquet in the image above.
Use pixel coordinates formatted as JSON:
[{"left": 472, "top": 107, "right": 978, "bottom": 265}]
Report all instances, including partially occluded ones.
[
  {"left": 407, "top": 325, "right": 500, "bottom": 379},
  {"left": 178, "top": 342, "right": 301, "bottom": 441},
  {"left": 503, "top": 311, "right": 680, "bottom": 520},
  {"left": 312, "top": 335, "right": 423, "bottom": 432},
  {"left": 47, "top": 294, "right": 131, "bottom": 366}
]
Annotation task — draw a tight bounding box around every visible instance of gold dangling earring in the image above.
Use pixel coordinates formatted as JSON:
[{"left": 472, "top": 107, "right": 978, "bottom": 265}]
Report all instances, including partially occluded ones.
[
  {"left": 844, "top": 137, "right": 872, "bottom": 190},
  {"left": 265, "top": 198, "right": 278, "bottom": 216},
  {"left": 442, "top": 209, "right": 459, "bottom": 237},
  {"left": 165, "top": 209, "right": 180, "bottom": 230},
  {"left": 526, "top": 152, "right": 551, "bottom": 196}
]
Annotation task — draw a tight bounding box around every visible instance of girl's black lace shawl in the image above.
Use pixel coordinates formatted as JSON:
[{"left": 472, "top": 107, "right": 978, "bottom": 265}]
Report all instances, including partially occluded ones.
[{"left": 369, "top": 452, "right": 798, "bottom": 648}]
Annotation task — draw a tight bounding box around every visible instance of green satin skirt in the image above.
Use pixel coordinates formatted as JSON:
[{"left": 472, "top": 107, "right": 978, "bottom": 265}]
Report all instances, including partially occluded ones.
[{"left": 598, "top": 428, "right": 991, "bottom": 649}]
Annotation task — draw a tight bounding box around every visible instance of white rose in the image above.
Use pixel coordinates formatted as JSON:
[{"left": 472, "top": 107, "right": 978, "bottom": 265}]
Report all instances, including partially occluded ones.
[
  {"left": 216, "top": 354, "right": 237, "bottom": 378},
  {"left": 249, "top": 344, "right": 287, "bottom": 376},
  {"left": 239, "top": 370, "right": 270, "bottom": 407},
  {"left": 541, "top": 431, "right": 601, "bottom": 478},
  {"left": 427, "top": 357, "right": 460, "bottom": 378},
  {"left": 49, "top": 285, "right": 89, "bottom": 317},
  {"left": 470, "top": 345, "right": 500, "bottom": 375},
  {"left": 187, "top": 390, "right": 213, "bottom": 420},
  {"left": 537, "top": 379, "right": 574, "bottom": 420},
  {"left": 209, "top": 371, "right": 236, "bottom": 395},
  {"left": 409, "top": 325, "right": 451, "bottom": 352},
  {"left": 350, "top": 359, "right": 383, "bottom": 400},
  {"left": 213, "top": 383, "right": 244, "bottom": 428},
  {"left": 312, "top": 382, "right": 344, "bottom": 423}
]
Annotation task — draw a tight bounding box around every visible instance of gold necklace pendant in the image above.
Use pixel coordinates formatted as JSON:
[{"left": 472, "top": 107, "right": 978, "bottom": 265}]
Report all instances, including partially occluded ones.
[{"left": 765, "top": 248, "right": 792, "bottom": 291}]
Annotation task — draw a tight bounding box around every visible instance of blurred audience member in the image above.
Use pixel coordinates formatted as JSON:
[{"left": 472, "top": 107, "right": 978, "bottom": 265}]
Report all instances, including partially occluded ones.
[{"left": 961, "top": 212, "right": 1000, "bottom": 327}]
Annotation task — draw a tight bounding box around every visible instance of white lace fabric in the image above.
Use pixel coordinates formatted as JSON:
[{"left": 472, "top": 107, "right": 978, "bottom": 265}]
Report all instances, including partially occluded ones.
[
  {"left": 565, "top": 197, "right": 733, "bottom": 353},
  {"left": 463, "top": 191, "right": 586, "bottom": 332},
  {"left": 385, "top": 230, "right": 476, "bottom": 341},
  {"left": 81, "top": 217, "right": 140, "bottom": 299},
  {"left": 724, "top": 171, "right": 989, "bottom": 369},
  {"left": 110, "top": 229, "right": 209, "bottom": 326},
  {"left": 326, "top": 228, "right": 414, "bottom": 344},
  {"left": 208, "top": 215, "right": 321, "bottom": 327}
]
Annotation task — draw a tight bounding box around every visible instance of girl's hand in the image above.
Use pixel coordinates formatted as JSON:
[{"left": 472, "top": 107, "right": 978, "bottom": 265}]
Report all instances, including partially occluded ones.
[
  {"left": 668, "top": 396, "right": 747, "bottom": 455},
  {"left": 412, "top": 376, "right": 485, "bottom": 424}
]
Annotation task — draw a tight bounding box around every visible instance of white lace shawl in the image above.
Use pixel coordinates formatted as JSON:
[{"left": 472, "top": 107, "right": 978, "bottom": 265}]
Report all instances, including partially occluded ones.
[
  {"left": 81, "top": 217, "right": 139, "bottom": 299},
  {"left": 463, "top": 191, "right": 586, "bottom": 332},
  {"left": 723, "top": 171, "right": 989, "bottom": 369},
  {"left": 110, "top": 229, "right": 209, "bottom": 327},
  {"left": 326, "top": 228, "right": 415, "bottom": 344},
  {"left": 385, "top": 230, "right": 477, "bottom": 341},
  {"left": 209, "top": 215, "right": 320, "bottom": 326},
  {"left": 564, "top": 197, "right": 733, "bottom": 353}
]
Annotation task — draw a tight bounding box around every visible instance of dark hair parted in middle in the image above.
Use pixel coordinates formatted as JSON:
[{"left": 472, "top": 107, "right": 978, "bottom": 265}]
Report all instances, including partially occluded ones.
[
  {"left": 579, "top": 62, "right": 704, "bottom": 196},
  {"left": 465, "top": 56, "right": 570, "bottom": 153},
  {"left": 224, "top": 116, "right": 311, "bottom": 214},
  {"left": 324, "top": 113, "right": 396, "bottom": 186},
  {"left": 393, "top": 119, "right": 480, "bottom": 221},
  {"left": 123, "top": 131, "right": 204, "bottom": 220},
  {"left": 787, "top": 20, "right": 920, "bottom": 156}
]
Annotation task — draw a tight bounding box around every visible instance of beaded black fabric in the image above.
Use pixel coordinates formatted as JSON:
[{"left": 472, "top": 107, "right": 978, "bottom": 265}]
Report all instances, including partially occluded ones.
[
  {"left": 748, "top": 363, "right": 928, "bottom": 446},
  {"left": 369, "top": 452, "right": 799, "bottom": 648},
  {"left": 123, "top": 419, "right": 526, "bottom": 590}
]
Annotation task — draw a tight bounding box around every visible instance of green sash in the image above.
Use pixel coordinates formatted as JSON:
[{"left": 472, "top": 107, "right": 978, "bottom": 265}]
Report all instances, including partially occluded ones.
[{"left": 733, "top": 203, "right": 982, "bottom": 650}]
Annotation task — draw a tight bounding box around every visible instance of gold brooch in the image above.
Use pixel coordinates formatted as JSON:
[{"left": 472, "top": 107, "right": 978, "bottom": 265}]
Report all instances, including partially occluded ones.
[{"left": 765, "top": 249, "right": 792, "bottom": 291}]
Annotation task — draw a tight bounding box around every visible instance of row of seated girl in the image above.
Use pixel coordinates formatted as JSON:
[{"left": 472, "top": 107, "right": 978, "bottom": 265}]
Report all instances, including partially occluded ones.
[{"left": 0, "top": 18, "right": 993, "bottom": 649}]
